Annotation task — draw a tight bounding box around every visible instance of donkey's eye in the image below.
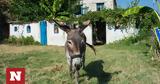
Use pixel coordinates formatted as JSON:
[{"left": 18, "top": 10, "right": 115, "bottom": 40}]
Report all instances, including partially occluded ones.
[{"left": 67, "top": 40, "right": 72, "bottom": 44}]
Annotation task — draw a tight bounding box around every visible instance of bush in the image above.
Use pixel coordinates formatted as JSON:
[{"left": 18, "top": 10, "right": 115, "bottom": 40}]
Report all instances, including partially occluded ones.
[
  {"left": 8, "top": 36, "right": 17, "bottom": 44},
  {"left": 6, "top": 36, "right": 40, "bottom": 45},
  {"left": 112, "top": 35, "right": 144, "bottom": 46}
]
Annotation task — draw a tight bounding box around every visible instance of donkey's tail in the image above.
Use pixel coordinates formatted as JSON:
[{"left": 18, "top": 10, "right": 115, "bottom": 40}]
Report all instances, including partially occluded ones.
[{"left": 86, "top": 43, "right": 96, "bottom": 55}]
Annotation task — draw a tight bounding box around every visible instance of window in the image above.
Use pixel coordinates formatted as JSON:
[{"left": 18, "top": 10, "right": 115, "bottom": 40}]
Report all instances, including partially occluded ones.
[
  {"left": 54, "top": 24, "right": 59, "bottom": 34},
  {"left": 81, "top": 5, "right": 88, "bottom": 14},
  {"left": 14, "top": 26, "right": 18, "bottom": 32},
  {"left": 27, "top": 25, "right": 31, "bottom": 33},
  {"left": 96, "top": 3, "right": 104, "bottom": 11}
]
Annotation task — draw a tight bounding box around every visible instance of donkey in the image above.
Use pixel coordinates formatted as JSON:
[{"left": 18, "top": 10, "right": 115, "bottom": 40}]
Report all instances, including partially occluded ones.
[{"left": 53, "top": 20, "right": 96, "bottom": 84}]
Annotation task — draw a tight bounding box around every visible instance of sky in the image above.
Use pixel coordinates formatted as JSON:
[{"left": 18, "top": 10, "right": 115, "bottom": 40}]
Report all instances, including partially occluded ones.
[{"left": 117, "top": 0, "right": 159, "bottom": 12}]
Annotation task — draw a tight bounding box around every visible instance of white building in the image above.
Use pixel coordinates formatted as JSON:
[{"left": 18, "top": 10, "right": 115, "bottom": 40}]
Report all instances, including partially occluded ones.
[
  {"left": 9, "top": 21, "right": 92, "bottom": 46},
  {"left": 80, "top": 0, "right": 116, "bottom": 14},
  {"left": 9, "top": 21, "right": 137, "bottom": 46},
  {"left": 9, "top": 0, "right": 137, "bottom": 46}
]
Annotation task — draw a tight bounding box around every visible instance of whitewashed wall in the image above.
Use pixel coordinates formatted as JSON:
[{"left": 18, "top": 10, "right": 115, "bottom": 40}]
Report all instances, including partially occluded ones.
[
  {"left": 106, "top": 26, "right": 138, "bottom": 44},
  {"left": 10, "top": 22, "right": 138, "bottom": 46},
  {"left": 10, "top": 24, "right": 23, "bottom": 37},
  {"left": 83, "top": 25, "right": 93, "bottom": 45},
  {"left": 82, "top": 0, "right": 114, "bottom": 11},
  {"left": 47, "top": 22, "right": 93, "bottom": 46},
  {"left": 10, "top": 23, "right": 40, "bottom": 42},
  {"left": 47, "top": 22, "right": 67, "bottom": 46},
  {"left": 10, "top": 21, "right": 92, "bottom": 46}
]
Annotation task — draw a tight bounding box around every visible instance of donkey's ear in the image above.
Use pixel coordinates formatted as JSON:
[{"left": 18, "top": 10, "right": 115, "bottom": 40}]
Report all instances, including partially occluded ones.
[
  {"left": 79, "top": 20, "right": 91, "bottom": 32},
  {"left": 53, "top": 19, "right": 70, "bottom": 33}
]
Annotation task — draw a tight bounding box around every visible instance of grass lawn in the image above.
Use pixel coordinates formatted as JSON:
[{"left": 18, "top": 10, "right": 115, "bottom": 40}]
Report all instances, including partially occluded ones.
[{"left": 0, "top": 43, "right": 160, "bottom": 84}]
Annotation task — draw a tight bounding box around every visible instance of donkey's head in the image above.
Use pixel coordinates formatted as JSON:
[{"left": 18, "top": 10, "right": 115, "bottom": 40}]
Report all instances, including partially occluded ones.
[{"left": 54, "top": 20, "right": 91, "bottom": 57}]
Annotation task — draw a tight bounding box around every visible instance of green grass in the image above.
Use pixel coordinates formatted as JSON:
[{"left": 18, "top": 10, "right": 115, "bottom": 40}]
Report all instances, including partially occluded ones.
[{"left": 0, "top": 43, "right": 160, "bottom": 84}]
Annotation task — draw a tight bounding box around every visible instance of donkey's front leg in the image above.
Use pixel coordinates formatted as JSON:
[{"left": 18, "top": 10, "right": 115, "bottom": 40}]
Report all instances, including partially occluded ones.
[
  {"left": 82, "top": 53, "right": 86, "bottom": 69},
  {"left": 69, "top": 59, "right": 73, "bottom": 78},
  {"left": 74, "top": 70, "right": 79, "bottom": 84},
  {"left": 82, "top": 57, "right": 85, "bottom": 69},
  {"left": 69, "top": 65, "right": 73, "bottom": 78}
]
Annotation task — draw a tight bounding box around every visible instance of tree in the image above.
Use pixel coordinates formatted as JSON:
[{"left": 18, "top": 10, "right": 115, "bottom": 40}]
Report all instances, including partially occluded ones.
[
  {"left": 0, "top": 0, "right": 11, "bottom": 41},
  {"left": 0, "top": 0, "right": 10, "bottom": 12},
  {"left": 0, "top": 0, "right": 10, "bottom": 21},
  {"left": 77, "top": 8, "right": 129, "bottom": 29},
  {"left": 10, "top": 0, "right": 80, "bottom": 22},
  {"left": 40, "top": 0, "right": 65, "bottom": 20},
  {"left": 10, "top": 0, "right": 47, "bottom": 22},
  {"left": 40, "top": 0, "right": 80, "bottom": 21},
  {"left": 123, "top": 6, "right": 160, "bottom": 58}
]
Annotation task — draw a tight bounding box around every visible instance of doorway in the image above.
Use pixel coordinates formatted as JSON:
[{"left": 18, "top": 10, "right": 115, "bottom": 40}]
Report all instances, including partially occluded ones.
[
  {"left": 40, "top": 20, "right": 47, "bottom": 45},
  {"left": 93, "top": 21, "right": 106, "bottom": 45}
]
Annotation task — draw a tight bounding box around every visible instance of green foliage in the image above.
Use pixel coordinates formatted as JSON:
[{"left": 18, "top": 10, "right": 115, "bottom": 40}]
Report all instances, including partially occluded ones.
[
  {"left": 6, "top": 36, "right": 40, "bottom": 45},
  {"left": 123, "top": 6, "right": 160, "bottom": 28},
  {"left": 108, "top": 35, "right": 148, "bottom": 47},
  {"left": 149, "top": 30, "right": 160, "bottom": 60},
  {"left": 123, "top": 6, "right": 160, "bottom": 58},
  {"left": 76, "top": 8, "right": 129, "bottom": 29},
  {"left": 40, "top": 0, "right": 80, "bottom": 21},
  {"left": 82, "top": 6, "right": 157, "bottom": 57},
  {"left": 0, "top": 0, "right": 10, "bottom": 13},
  {"left": 77, "top": 6, "right": 159, "bottom": 31},
  {"left": 40, "top": 0, "right": 65, "bottom": 20},
  {"left": 10, "top": 0, "right": 46, "bottom": 22},
  {"left": 0, "top": 0, "right": 10, "bottom": 42},
  {"left": 10, "top": 0, "right": 80, "bottom": 22},
  {"left": 122, "top": 6, "right": 144, "bottom": 17},
  {"left": 76, "top": 6, "right": 159, "bottom": 59}
]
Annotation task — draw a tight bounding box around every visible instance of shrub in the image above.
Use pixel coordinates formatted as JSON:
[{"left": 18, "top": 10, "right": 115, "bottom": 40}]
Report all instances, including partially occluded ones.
[
  {"left": 6, "top": 36, "right": 40, "bottom": 45},
  {"left": 8, "top": 36, "right": 17, "bottom": 44}
]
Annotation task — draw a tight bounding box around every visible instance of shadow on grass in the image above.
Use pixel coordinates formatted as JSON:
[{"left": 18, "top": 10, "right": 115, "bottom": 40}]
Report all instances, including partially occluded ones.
[{"left": 82, "top": 60, "right": 121, "bottom": 84}]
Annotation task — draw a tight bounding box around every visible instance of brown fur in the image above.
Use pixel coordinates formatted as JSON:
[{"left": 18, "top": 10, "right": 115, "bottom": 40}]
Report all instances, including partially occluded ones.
[{"left": 53, "top": 19, "right": 95, "bottom": 84}]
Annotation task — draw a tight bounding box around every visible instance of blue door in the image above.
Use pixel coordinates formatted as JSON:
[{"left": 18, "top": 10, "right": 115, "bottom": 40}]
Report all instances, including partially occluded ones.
[{"left": 40, "top": 20, "right": 47, "bottom": 45}]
